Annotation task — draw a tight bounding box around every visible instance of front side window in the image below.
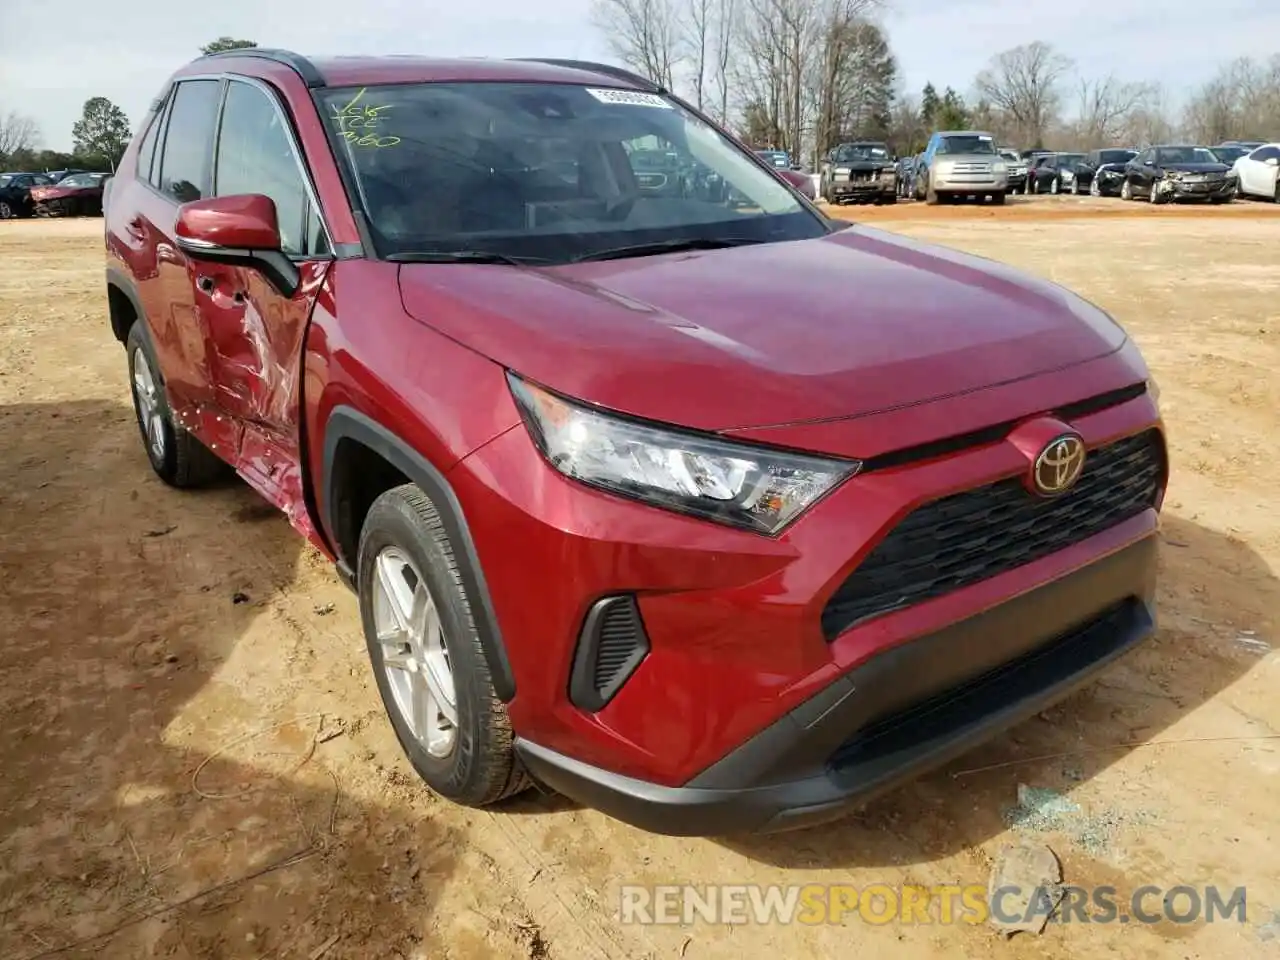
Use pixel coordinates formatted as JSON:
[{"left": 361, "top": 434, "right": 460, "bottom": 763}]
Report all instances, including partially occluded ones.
[
  {"left": 1251, "top": 146, "right": 1279, "bottom": 162},
  {"left": 215, "top": 80, "right": 315, "bottom": 256},
  {"left": 157, "top": 79, "right": 221, "bottom": 203},
  {"left": 318, "top": 82, "right": 823, "bottom": 262}
]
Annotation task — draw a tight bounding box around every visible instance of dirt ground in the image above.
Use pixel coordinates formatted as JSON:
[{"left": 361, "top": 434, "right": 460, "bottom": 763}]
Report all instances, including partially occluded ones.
[{"left": 1, "top": 196, "right": 1278, "bottom": 960}]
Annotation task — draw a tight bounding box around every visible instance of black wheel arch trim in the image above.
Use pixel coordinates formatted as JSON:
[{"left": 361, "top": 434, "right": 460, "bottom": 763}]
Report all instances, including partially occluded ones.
[
  {"left": 105, "top": 266, "right": 147, "bottom": 343},
  {"left": 321, "top": 405, "right": 516, "bottom": 701}
]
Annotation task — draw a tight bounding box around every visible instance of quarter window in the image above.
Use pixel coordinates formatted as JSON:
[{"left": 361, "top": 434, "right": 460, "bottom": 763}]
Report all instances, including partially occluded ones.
[{"left": 157, "top": 79, "right": 221, "bottom": 203}]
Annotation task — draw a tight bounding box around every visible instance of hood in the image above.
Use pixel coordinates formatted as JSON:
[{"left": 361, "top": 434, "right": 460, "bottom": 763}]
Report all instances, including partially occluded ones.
[
  {"left": 1160, "top": 162, "right": 1230, "bottom": 174},
  {"left": 30, "top": 185, "right": 93, "bottom": 200},
  {"left": 397, "top": 228, "right": 1127, "bottom": 432}
]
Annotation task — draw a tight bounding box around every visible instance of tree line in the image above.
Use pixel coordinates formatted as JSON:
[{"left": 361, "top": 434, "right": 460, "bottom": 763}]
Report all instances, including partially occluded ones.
[
  {"left": 0, "top": 38, "right": 257, "bottom": 174},
  {"left": 591, "top": 0, "right": 1280, "bottom": 161}
]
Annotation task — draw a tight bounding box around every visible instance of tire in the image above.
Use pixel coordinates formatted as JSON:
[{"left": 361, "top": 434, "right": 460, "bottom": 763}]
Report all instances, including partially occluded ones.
[
  {"left": 358, "top": 484, "right": 529, "bottom": 807},
  {"left": 1090, "top": 179, "right": 1101, "bottom": 197},
  {"left": 1049, "top": 177, "right": 1059, "bottom": 195},
  {"left": 925, "top": 180, "right": 939, "bottom": 205},
  {"left": 0, "top": 200, "right": 14, "bottom": 219},
  {"left": 1150, "top": 180, "right": 1166, "bottom": 204},
  {"left": 125, "top": 321, "right": 227, "bottom": 488},
  {"left": 991, "top": 191, "right": 1006, "bottom": 205},
  {"left": 1121, "top": 179, "right": 1133, "bottom": 201},
  {"left": 1071, "top": 179, "right": 1080, "bottom": 195}
]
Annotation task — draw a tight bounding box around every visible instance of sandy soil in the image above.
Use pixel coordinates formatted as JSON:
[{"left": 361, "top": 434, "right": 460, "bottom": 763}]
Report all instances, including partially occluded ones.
[{"left": 1, "top": 198, "right": 1277, "bottom": 960}]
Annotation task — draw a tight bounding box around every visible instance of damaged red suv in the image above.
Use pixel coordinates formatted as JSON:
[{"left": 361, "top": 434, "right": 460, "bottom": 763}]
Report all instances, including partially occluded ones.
[{"left": 104, "top": 50, "right": 1166, "bottom": 835}]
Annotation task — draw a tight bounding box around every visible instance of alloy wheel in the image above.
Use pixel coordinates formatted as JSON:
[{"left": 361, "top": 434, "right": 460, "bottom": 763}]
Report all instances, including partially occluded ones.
[
  {"left": 131, "top": 347, "right": 166, "bottom": 463},
  {"left": 0, "top": 201, "right": 12, "bottom": 219},
  {"left": 371, "top": 546, "right": 458, "bottom": 759}
]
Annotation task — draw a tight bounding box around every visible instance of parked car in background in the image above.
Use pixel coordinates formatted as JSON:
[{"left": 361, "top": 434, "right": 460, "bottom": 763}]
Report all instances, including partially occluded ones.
[
  {"left": 1121, "top": 145, "right": 1236, "bottom": 203},
  {"left": 30, "top": 172, "right": 111, "bottom": 217},
  {"left": 1231, "top": 143, "right": 1280, "bottom": 201},
  {"left": 818, "top": 141, "right": 897, "bottom": 205},
  {"left": 1031, "top": 153, "right": 1087, "bottom": 194},
  {"left": 105, "top": 50, "right": 1167, "bottom": 835},
  {"left": 46, "top": 168, "right": 90, "bottom": 183},
  {"left": 1082, "top": 149, "right": 1138, "bottom": 196},
  {"left": 1218, "top": 140, "right": 1264, "bottom": 152},
  {"left": 0, "top": 171, "right": 55, "bottom": 218},
  {"left": 896, "top": 154, "right": 919, "bottom": 197},
  {"left": 998, "top": 148, "right": 1028, "bottom": 194},
  {"left": 1024, "top": 154, "right": 1055, "bottom": 194},
  {"left": 754, "top": 149, "right": 792, "bottom": 170},
  {"left": 1208, "top": 144, "right": 1249, "bottom": 166},
  {"left": 915, "top": 131, "right": 1008, "bottom": 204}
]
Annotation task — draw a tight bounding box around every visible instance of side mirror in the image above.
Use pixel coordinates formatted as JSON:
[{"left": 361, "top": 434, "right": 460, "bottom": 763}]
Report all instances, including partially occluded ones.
[{"left": 175, "top": 194, "right": 299, "bottom": 297}]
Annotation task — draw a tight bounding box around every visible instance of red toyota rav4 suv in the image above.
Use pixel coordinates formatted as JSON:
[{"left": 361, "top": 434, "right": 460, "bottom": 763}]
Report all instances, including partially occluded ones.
[{"left": 104, "top": 50, "right": 1167, "bottom": 835}]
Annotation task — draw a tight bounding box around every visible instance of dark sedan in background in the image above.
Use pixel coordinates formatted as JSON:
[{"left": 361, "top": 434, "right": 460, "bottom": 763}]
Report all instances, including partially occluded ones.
[
  {"left": 0, "top": 171, "right": 55, "bottom": 218},
  {"left": 1082, "top": 149, "right": 1138, "bottom": 196},
  {"left": 1031, "top": 153, "right": 1087, "bottom": 194},
  {"left": 1121, "top": 145, "right": 1237, "bottom": 203}
]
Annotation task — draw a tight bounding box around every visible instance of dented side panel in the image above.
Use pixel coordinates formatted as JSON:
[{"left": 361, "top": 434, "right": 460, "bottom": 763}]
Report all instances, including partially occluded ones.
[{"left": 191, "top": 258, "right": 332, "bottom": 534}]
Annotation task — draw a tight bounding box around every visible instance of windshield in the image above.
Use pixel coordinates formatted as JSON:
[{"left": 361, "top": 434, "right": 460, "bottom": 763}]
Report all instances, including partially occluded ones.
[
  {"left": 1097, "top": 150, "right": 1136, "bottom": 165},
  {"left": 936, "top": 135, "right": 995, "bottom": 156},
  {"left": 1058, "top": 154, "right": 1085, "bottom": 165},
  {"left": 1156, "top": 147, "right": 1219, "bottom": 165},
  {"left": 833, "top": 143, "right": 889, "bottom": 162},
  {"left": 1210, "top": 146, "right": 1246, "bottom": 163},
  {"left": 320, "top": 82, "right": 823, "bottom": 262},
  {"left": 0, "top": 175, "right": 11, "bottom": 188}
]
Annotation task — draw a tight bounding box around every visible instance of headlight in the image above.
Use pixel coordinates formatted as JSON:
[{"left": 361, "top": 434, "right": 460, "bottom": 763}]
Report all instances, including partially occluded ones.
[
  {"left": 834, "top": 167, "right": 851, "bottom": 175},
  {"left": 508, "top": 375, "right": 859, "bottom": 535},
  {"left": 992, "top": 161, "right": 1007, "bottom": 174}
]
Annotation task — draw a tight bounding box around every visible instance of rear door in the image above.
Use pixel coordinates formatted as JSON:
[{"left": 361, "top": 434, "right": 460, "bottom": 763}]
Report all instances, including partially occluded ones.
[
  {"left": 198, "top": 76, "right": 333, "bottom": 518},
  {"left": 133, "top": 78, "right": 225, "bottom": 411}
]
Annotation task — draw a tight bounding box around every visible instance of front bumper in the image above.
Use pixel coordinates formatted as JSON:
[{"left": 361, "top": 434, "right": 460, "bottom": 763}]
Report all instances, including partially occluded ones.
[
  {"left": 829, "top": 175, "right": 895, "bottom": 201},
  {"left": 518, "top": 537, "right": 1157, "bottom": 835},
  {"left": 448, "top": 358, "right": 1164, "bottom": 828},
  {"left": 1155, "top": 176, "right": 1236, "bottom": 200}
]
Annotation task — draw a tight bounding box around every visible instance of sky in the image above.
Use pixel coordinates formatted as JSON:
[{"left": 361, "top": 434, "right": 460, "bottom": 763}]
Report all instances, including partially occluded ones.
[{"left": 2, "top": 0, "right": 1278, "bottom": 152}]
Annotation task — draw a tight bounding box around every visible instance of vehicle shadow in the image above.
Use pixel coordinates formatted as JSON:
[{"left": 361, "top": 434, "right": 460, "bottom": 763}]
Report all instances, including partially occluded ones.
[
  {"left": 720, "top": 513, "right": 1274, "bottom": 867},
  {"left": 0, "top": 400, "right": 462, "bottom": 959}
]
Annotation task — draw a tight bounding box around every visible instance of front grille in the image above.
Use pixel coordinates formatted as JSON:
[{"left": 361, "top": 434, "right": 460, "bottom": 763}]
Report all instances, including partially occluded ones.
[{"left": 820, "top": 430, "right": 1164, "bottom": 639}]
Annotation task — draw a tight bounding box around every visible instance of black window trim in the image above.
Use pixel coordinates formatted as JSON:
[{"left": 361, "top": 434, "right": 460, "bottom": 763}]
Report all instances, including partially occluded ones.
[{"left": 149, "top": 75, "right": 224, "bottom": 203}]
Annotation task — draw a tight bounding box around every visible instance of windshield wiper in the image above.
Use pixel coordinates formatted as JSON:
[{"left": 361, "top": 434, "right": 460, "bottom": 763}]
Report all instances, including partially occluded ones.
[
  {"left": 385, "top": 250, "right": 546, "bottom": 266},
  {"left": 569, "top": 236, "right": 766, "bottom": 264}
]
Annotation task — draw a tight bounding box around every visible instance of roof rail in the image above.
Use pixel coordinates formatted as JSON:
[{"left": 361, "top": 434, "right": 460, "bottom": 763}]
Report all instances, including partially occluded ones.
[
  {"left": 511, "top": 58, "right": 661, "bottom": 92},
  {"left": 194, "top": 48, "right": 326, "bottom": 88}
]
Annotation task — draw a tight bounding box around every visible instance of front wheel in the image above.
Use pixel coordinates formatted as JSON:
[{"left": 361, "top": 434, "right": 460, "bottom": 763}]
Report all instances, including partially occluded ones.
[
  {"left": 0, "top": 200, "right": 15, "bottom": 219},
  {"left": 358, "top": 484, "right": 530, "bottom": 807},
  {"left": 125, "top": 321, "right": 226, "bottom": 487},
  {"left": 1090, "top": 179, "right": 1101, "bottom": 197},
  {"left": 1070, "top": 179, "right": 1080, "bottom": 195},
  {"left": 991, "top": 191, "right": 1006, "bottom": 205},
  {"left": 1121, "top": 179, "right": 1133, "bottom": 201}
]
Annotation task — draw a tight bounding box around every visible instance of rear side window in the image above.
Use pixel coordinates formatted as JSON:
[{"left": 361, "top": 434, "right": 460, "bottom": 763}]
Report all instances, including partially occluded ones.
[
  {"left": 157, "top": 79, "right": 221, "bottom": 203},
  {"left": 1254, "top": 146, "right": 1280, "bottom": 162},
  {"left": 135, "top": 100, "right": 165, "bottom": 184},
  {"left": 214, "top": 80, "right": 313, "bottom": 256}
]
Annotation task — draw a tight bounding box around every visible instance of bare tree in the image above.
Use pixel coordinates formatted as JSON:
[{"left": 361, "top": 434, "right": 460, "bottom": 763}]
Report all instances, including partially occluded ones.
[
  {"left": 682, "top": 0, "right": 713, "bottom": 109},
  {"left": 0, "top": 110, "right": 40, "bottom": 158},
  {"left": 1074, "top": 75, "right": 1157, "bottom": 144},
  {"left": 712, "top": 0, "right": 735, "bottom": 121},
  {"left": 591, "top": 0, "right": 683, "bottom": 88},
  {"left": 974, "top": 41, "right": 1072, "bottom": 147},
  {"left": 1182, "top": 56, "right": 1280, "bottom": 143}
]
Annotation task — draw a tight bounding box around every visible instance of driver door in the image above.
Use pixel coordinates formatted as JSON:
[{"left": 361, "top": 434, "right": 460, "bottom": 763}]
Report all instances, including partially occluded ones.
[{"left": 197, "top": 76, "right": 333, "bottom": 519}]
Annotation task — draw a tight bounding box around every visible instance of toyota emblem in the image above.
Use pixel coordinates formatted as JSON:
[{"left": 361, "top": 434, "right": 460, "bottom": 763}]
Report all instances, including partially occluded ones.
[{"left": 1032, "top": 434, "right": 1086, "bottom": 496}]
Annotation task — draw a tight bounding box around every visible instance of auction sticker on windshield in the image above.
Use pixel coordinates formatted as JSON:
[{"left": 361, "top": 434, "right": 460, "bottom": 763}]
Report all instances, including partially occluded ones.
[{"left": 585, "top": 88, "right": 673, "bottom": 108}]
